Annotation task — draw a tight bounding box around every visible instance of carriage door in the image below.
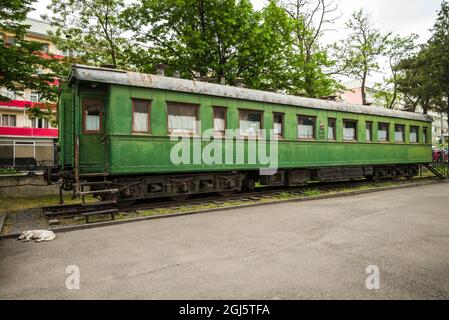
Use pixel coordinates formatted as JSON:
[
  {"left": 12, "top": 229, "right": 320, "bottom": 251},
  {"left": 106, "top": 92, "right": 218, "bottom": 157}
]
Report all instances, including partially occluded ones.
[{"left": 80, "top": 98, "right": 106, "bottom": 173}]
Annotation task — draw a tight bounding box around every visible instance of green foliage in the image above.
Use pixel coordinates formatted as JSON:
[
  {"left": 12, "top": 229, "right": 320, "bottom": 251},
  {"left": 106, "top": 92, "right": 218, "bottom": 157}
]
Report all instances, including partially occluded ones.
[
  {"left": 427, "top": 1, "right": 449, "bottom": 118},
  {"left": 279, "top": 0, "right": 341, "bottom": 98},
  {"left": 0, "top": 0, "right": 58, "bottom": 102},
  {"left": 374, "top": 34, "right": 418, "bottom": 109},
  {"left": 395, "top": 1, "right": 449, "bottom": 121},
  {"left": 121, "top": 0, "right": 338, "bottom": 96},
  {"left": 333, "top": 9, "right": 390, "bottom": 105},
  {"left": 43, "top": 0, "right": 131, "bottom": 68},
  {"left": 0, "top": 167, "right": 18, "bottom": 175}
]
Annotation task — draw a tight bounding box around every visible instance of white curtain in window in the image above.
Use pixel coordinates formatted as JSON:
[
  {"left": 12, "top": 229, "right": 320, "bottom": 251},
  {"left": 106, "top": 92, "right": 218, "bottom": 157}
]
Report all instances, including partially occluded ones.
[
  {"left": 240, "top": 120, "right": 260, "bottom": 137},
  {"left": 410, "top": 132, "right": 417, "bottom": 143},
  {"left": 214, "top": 118, "right": 225, "bottom": 132},
  {"left": 378, "top": 129, "right": 388, "bottom": 141},
  {"left": 366, "top": 129, "right": 371, "bottom": 141},
  {"left": 343, "top": 127, "right": 355, "bottom": 140},
  {"left": 134, "top": 111, "right": 148, "bottom": 132},
  {"left": 395, "top": 131, "right": 404, "bottom": 142},
  {"left": 274, "top": 122, "right": 282, "bottom": 136},
  {"left": 298, "top": 124, "right": 314, "bottom": 138},
  {"left": 168, "top": 106, "right": 197, "bottom": 134},
  {"left": 328, "top": 127, "right": 335, "bottom": 140},
  {"left": 86, "top": 115, "right": 100, "bottom": 131}
]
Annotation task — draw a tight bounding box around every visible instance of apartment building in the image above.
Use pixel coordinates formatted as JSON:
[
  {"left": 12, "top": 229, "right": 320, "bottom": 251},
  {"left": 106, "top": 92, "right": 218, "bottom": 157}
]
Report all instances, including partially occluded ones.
[{"left": 0, "top": 18, "right": 61, "bottom": 167}]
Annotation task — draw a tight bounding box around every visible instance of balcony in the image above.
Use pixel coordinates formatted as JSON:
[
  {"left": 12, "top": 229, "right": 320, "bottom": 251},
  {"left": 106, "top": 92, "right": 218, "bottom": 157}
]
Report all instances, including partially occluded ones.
[{"left": 0, "top": 126, "right": 58, "bottom": 138}]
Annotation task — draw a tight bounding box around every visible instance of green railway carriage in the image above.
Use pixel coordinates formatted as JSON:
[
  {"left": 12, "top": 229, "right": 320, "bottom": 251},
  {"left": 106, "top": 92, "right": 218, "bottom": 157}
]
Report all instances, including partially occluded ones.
[{"left": 53, "top": 64, "right": 433, "bottom": 201}]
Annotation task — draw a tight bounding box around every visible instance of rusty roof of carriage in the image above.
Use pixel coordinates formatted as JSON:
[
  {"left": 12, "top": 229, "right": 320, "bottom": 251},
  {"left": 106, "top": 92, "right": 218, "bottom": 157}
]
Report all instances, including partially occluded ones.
[{"left": 68, "top": 64, "right": 433, "bottom": 122}]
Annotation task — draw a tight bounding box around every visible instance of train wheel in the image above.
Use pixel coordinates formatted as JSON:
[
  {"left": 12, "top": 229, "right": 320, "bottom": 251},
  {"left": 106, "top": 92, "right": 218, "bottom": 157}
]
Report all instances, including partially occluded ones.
[{"left": 241, "top": 178, "right": 256, "bottom": 193}]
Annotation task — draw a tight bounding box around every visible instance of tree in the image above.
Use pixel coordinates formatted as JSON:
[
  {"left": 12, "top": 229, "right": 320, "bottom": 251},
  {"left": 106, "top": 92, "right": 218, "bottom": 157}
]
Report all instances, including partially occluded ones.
[
  {"left": 427, "top": 1, "right": 449, "bottom": 130},
  {"left": 0, "top": 0, "right": 58, "bottom": 102},
  {"left": 374, "top": 34, "right": 418, "bottom": 109},
  {"left": 122, "top": 0, "right": 291, "bottom": 89},
  {"left": 333, "top": 9, "right": 390, "bottom": 105},
  {"left": 279, "top": 0, "right": 342, "bottom": 97},
  {"left": 43, "top": 0, "right": 131, "bottom": 68}
]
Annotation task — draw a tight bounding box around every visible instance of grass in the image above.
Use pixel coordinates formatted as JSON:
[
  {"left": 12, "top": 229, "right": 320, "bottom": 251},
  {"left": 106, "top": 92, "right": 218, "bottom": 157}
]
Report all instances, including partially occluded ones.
[{"left": 0, "top": 194, "right": 97, "bottom": 213}]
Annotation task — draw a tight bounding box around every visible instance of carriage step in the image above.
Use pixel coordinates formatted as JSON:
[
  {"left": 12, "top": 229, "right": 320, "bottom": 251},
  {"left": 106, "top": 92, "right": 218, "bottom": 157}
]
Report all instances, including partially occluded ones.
[
  {"left": 75, "top": 181, "right": 112, "bottom": 186},
  {"left": 82, "top": 200, "right": 117, "bottom": 207},
  {"left": 82, "top": 209, "right": 118, "bottom": 223},
  {"left": 78, "top": 189, "right": 120, "bottom": 196}
]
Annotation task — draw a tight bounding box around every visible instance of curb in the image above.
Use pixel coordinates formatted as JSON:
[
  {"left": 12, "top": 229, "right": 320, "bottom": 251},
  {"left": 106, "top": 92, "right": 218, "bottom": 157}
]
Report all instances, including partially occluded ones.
[{"left": 0, "top": 178, "right": 446, "bottom": 239}]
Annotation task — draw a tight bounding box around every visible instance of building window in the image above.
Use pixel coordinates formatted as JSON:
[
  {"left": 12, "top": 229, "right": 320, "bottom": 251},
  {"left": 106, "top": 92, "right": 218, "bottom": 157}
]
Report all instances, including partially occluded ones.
[
  {"left": 213, "top": 107, "right": 226, "bottom": 136},
  {"left": 1, "top": 114, "right": 16, "bottom": 127},
  {"left": 31, "top": 118, "right": 49, "bottom": 129},
  {"left": 366, "top": 122, "right": 373, "bottom": 142},
  {"left": 239, "top": 109, "right": 262, "bottom": 137},
  {"left": 30, "top": 92, "right": 40, "bottom": 102},
  {"left": 423, "top": 127, "right": 428, "bottom": 144},
  {"left": 298, "top": 116, "right": 315, "bottom": 139},
  {"left": 343, "top": 120, "right": 357, "bottom": 141},
  {"left": 132, "top": 99, "right": 150, "bottom": 133},
  {"left": 328, "top": 118, "right": 336, "bottom": 141},
  {"left": 0, "top": 140, "right": 54, "bottom": 167},
  {"left": 83, "top": 99, "right": 102, "bottom": 133},
  {"left": 410, "top": 126, "right": 418, "bottom": 143},
  {"left": 378, "top": 122, "right": 389, "bottom": 142},
  {"left": 273, "top": 113, "right": 284, "bottom": 139},
  {"left": 5, "top": 36, "right": 15, "bottom": 46},
  {"left": 41, "top": 43, "right": 50, "bottom": 53},
  {"left": 167, "top": 103, "right": 199, "bottom": 135},
  {"left": 394, "top": 124, "right": 405, "bottom": 143}
]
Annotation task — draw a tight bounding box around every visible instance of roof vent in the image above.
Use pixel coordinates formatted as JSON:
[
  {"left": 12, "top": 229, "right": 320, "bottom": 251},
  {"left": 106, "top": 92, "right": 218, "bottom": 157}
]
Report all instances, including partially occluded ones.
[
  {"left": 155, "top": 63, "right": 167, "bottom": 76},
  {"left": 173, "top": 70, "right": 180, "bottom": 78},
  {"left": 220, "top": 77, "right": 226, "bottom": 85}
]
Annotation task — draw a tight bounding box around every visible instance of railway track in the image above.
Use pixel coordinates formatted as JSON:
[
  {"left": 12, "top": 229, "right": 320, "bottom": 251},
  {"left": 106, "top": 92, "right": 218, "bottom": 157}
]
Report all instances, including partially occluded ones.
[{"left": 42, "top": 177, "right": 438, "bottom": 224}]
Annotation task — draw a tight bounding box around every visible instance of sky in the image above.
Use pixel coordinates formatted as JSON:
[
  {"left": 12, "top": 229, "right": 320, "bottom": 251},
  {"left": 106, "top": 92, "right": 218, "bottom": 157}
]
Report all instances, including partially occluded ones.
[{"left": 28, "top": 0, "right": 443, "bottom": 83}]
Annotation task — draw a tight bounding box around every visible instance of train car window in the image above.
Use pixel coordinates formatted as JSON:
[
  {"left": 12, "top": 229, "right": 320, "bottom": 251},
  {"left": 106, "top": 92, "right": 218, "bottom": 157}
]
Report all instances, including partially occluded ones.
[
  {"left": 343, "top": 120, "right": 357, "bottom": 141},
  {"left": 378, "top": 122, "right": 389, "bottom": 142},
  {"left": 366, "top": 122, "right": 373, "bottom": 141},
  {"left": 423, "top": 127, "right": 428, "bottom": 144},
  {"left": 328, "top": 118, "right": 336, "bottom": 140},
  {"left": 132, "top": 99, "right": 150, "bottom": 133},
  {"left": 239, "top": 109, "right": 262, "bottom": 137},
  {"left": 410, "top": 126, "right": 419, "bottom": 143},
  {"left": 213, "top": 107, "right": 226, "bottom": 136},
  {"left": 273, "top": 113, "right": 284, "bottom": 139},
  {"left": 83, "top": 99, "right": 102, "bottom": 133},
  {"left": 298, "top": 116, "right": 315, "bottom": 139},
  {"left": 394, "top": 124, "right": 405, "bottom": 143},
  {"left": 167, "top": 103, "right": 199, "bottom": 135}
]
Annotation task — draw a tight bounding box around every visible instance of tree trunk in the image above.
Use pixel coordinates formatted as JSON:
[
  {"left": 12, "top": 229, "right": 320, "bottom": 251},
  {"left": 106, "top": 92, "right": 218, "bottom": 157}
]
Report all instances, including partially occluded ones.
[{"left": 361, "top": 74, "right": 367, "bottom": 105}]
